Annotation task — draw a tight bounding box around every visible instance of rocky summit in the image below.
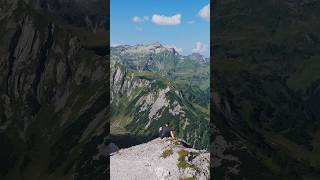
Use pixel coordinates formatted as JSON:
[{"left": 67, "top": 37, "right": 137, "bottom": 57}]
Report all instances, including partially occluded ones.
[{"left": 110, "top": 138, "right": 210, "bottom": 180}]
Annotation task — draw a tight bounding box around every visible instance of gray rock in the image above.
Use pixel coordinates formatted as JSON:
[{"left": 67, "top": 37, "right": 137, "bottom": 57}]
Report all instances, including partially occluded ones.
[{"left": 110, "top": 138, "right": 210, "bottom": 180}]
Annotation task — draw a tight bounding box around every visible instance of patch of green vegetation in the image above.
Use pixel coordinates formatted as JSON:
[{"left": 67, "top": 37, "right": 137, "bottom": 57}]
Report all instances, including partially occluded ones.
[
  {"left": 160, "top": 149, "right": 173, "bottom": 158},
  {"left": 287, "top": 56, "right": 320, "bottom": 92},
  {"left": 262, "top": 158, "right": 281, "bottom": 176},
  {"left": 131, "top": 70, "right": 159, "bottom": 79},
  {"left": 177, "top": 161, "right": 192, "bottom": 169},
  {"left": 178, "top": 149, "right": 189, "bottom": 161},
  {"left": 180, "top": 176, "right": 196, "bottom": 180},
  {"left": 176, "top": 149, "right": 200, "bottom": 172}
]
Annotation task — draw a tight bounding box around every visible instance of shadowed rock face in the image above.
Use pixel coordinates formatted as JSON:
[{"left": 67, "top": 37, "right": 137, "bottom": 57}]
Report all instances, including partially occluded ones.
[
  {"left": 0, "top": 0, "right": 108, "bottom": 179},
  {"left": 24, "top": 0, "right": 107, "bottom": 32},
  {"left": 0, "top": 0, "right": 106, "bottom": 32},
  {"left": 110, "top": 138, "right": 210, "bottom": 180}
]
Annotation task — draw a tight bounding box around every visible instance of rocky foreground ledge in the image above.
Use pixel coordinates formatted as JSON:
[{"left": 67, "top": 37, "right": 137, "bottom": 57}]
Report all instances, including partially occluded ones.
[{"left": 110, "top": 138, "right": 210, "bottom": 180}]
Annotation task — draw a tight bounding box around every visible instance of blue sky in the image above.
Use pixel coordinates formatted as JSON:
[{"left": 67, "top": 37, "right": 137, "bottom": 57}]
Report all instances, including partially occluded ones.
[{"left": 111, "top": 0, "right": 210, "bottom": 57}]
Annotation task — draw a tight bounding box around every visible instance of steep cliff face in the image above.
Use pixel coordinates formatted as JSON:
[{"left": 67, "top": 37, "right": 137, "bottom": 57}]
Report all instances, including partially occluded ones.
[
  {"left": 110, "top": 44, "right": 210, "bottom": 150},
  {"left": 0, "top": 1, "right": 107, "bottom": 179},
  {"left": 110, "top": 138, "right": 210, "bottom": 180}
]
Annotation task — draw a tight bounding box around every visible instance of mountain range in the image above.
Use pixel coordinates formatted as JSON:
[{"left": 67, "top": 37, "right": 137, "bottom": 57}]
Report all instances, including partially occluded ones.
[{"left": 110, "top": 42, "right": 210, "bottom": 150}]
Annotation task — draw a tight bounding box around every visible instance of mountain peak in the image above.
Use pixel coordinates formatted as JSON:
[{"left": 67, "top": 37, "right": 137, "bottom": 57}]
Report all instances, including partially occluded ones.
[
  {"left": 110, "top": 138, "right": 210, "bottom": 180},
  {"left": 187, "top": 53, "right": 207, "bottom": 63},
  {"left": 149, "top": 42, "right": 163, "bottom": 47},
  {"left": 191, "top": 52, "right": 203, "bottom": 57},
  {"left": 113, "top": 42, "right": 178, "bottom": 56}
]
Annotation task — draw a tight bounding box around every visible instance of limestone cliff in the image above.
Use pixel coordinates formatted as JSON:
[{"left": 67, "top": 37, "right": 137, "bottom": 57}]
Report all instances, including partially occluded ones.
[{"left": 110, "top": 138, "right": 210, "bottom": 180}]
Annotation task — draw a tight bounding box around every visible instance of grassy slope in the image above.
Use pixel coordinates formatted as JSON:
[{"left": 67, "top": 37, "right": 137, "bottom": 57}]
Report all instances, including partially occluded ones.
[
  {"left": 213, "top": 0, "right": 320, "bottom": 178},
  {"left": 110, "top": 66, "right": 210, "bottom": 149}
]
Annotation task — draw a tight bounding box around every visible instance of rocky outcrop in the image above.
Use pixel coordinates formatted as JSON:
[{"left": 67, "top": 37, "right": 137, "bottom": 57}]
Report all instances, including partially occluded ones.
[
  {"left": 187, "top": 53, "right": 207, "bottom": 64},
  {"left": 110, "top": 138, "right": 210, "bottom": 180}
]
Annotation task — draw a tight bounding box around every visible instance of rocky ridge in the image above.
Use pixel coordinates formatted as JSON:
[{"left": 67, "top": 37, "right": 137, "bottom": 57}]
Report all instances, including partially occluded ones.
[{"left": 110, "top": 138, "right": 210, "bottom": 180}]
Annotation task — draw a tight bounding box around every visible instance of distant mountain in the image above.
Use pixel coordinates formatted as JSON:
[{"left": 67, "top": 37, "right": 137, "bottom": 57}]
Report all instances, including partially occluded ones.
[
  {"left": 111, "top": 42, "right": 209, "bottom": 90},
  {"left": 187, "top": 53, "right": 208, "bottom": 64},
  {"left": 110, "top": 43, "right": 210, "bottom": 149}
]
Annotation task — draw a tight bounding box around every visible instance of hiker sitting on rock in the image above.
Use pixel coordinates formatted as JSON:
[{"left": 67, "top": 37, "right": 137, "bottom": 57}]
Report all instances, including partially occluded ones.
[{"left": 159, "top": 122, "right": 175, "bottom": 139}]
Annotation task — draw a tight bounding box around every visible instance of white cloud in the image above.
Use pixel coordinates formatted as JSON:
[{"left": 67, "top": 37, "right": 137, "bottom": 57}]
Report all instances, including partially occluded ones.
[
  {"left": 192, "top": 42, "right": 207, "bottom": 53},
  {"left": 132, "top": 16, "right": 149, "bottom": 23},
  {"left": 132, "top": 16, "right": 143, "bottom": 23},
  {"left": 187, "top": 20, "right": 195, "bottom": 24},
  {"left": 151, "top": 14, "right": 181, "bottom": 26},
  {"left": 164, "top": 45, "right": 183, "bottom": 53},
  {"left": 198, "top": 4, "right": 210, "bottom": 21}
]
